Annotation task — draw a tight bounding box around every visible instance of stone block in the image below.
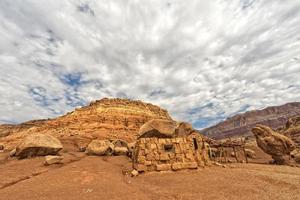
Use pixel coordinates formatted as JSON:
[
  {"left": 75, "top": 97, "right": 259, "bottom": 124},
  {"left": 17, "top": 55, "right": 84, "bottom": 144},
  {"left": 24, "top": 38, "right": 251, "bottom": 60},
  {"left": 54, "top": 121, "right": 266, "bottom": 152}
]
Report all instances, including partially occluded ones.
[
  {"left": 160, "top": 153, "right": 170, "bottom": 161},
  {"left": 137, "top": 155, "right": 146, "bottom": 163},
  {"left": 154, "top": 152, "right": 160, "bottom": 160},
  {"left": 144, "top": 161, "right": 152, "bottom": 166},
  {"left": 146, "top": 153, "right": 155, "bottom": 160},
  {"left": 174, "top": 146, "right": 181, "bottom": 153},
  {"left": 169, "top": 153, "right": 175, "bottom": 159},
  {"left": 185, "top": 152, "right": 194, "bottom": 160},
  {"left": 183, "top": 162, "right": 198, "bottom": 169},
  {"left": 140, "top": 138, "right": 146, "bottom": 144},
  {"left": 150, "top": 143, "right": 157, "bottom": 150},
  {"left": 136, "top": 164, "right": 147, "bottom": 172},
  {"left": 158, "top": 139, "right": 166, "bottom": 144},
  {"left": 172, "top": 163, "right": 183, "bottom": 170},
  {"left": 156, "top": 164, "right": 171, "bottom": 171},
  {"left": 44, "top": 155, "right": 63, "bottom": 165}
]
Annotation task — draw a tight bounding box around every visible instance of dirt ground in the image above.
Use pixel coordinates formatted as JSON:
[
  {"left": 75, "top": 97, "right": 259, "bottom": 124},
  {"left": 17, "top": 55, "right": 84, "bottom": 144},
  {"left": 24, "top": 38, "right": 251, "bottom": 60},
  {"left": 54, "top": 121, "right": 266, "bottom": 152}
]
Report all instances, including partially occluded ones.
[{"left": 0, "top": 151, "right": 300, "bottom": 200}]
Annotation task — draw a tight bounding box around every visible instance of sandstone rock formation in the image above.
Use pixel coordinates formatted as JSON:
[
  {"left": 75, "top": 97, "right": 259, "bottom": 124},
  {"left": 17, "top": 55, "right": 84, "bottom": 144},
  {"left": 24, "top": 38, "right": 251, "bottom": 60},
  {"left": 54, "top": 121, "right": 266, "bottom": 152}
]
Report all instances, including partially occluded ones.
[
  {"left": 291, "top": 149, "right": 300, "bottom": 163},
  {"left": 85, "top": 139, "right": 114, "bottom": 156},
  {"left": 0, "top": 98, "right": 172, "bottom": 149},
  {"left": 245, "top": 149, "right": 256, "bottom": 158},
  {"left": 112, "top": 139, "right": 129, "bottom": 155},
  {"left": 252, "top": 125, "right": 296, "bottom": 164},
  {"left": 281, "top": 116, "right": 300, "bottom": 147},
  {"left": 202, "top": 102, "right": 300, "bottom": 139},
  {"left": 44, "top": 155, "right": 64, "bottom": 165},
  {"left": 14, "top": 134, "right": 63, "bottom": 159},
  {"left": 138, "top": 119, "right": 177, "bottom": 138}
]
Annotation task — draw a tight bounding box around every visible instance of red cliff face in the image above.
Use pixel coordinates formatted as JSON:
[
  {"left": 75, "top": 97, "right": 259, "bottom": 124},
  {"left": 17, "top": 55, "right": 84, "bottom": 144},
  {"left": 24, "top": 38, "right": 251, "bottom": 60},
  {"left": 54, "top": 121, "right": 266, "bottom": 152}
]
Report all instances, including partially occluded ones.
[
  {"left": 0, "top": 98, "right": 172, "bottom": 148},
  {"left": 202, "top": 102, "right": 300, "bottom": 140}
]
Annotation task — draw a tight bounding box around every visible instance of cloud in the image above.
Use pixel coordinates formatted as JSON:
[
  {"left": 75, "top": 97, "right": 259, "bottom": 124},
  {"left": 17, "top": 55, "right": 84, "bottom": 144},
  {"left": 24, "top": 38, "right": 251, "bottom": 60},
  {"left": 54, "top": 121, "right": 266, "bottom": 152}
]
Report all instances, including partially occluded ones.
[{"left": 0, "top": 0, "right": 300, "bottom": 128}]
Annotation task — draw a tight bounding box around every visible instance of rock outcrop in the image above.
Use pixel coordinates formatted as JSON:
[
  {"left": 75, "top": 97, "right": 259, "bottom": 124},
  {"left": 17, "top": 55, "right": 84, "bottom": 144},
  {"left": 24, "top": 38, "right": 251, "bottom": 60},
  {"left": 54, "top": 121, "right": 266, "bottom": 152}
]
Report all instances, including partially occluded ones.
[
  {"left": 14, "top": 134, "right": 63, "bottom": 159},
  {"left": 202, "top": 102, "right": 300, "bottom": 139},
  {"left": 44, "top": 155, "right": 64, "bottom": 165},
  {"left": 138, "top": 119, "right": 177, "bottom": 138},
  {"left": 291, "top": 149, "right": 300, "bottom": 163},
  {"left": 281, "top": 116, "right": 300, "bottom": 147},
  {"left": 85, "top": 139, "right": 114, "bottom": 156},
  {"left": 0, "top": 98, "right": 172, "bottom": 149},
  {"left": 252, "top": 125, "right": 296, "bottom": 164}
]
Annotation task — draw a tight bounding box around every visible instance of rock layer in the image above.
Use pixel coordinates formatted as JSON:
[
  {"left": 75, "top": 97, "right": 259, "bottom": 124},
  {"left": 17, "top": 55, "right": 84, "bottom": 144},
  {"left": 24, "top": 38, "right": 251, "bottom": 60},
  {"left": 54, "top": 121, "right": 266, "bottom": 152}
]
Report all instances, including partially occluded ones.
[
  {"left": 0, "top": 98, "right": 172, "bottom": 149},
  {"left": 202, "top": 102, "right": 300, "bottom": 139},
  {"left": 281, "top": 116, "right": 300, "bottom": 147}
]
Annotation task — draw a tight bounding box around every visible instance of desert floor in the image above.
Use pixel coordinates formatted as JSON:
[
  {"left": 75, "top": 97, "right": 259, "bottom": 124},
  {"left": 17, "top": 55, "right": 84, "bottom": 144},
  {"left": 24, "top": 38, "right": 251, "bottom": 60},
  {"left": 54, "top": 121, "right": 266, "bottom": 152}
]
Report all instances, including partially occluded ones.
[{"left": 0, "top": 151, "right": 300, "bottom": 200}]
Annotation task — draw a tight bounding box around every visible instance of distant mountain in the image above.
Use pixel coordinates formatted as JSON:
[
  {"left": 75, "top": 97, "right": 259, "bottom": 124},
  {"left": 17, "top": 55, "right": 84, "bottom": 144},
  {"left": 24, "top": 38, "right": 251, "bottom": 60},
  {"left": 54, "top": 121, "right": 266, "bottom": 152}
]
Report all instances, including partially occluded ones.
[{"left": 202, "top": 102, "right": 300, "bottom": 140}]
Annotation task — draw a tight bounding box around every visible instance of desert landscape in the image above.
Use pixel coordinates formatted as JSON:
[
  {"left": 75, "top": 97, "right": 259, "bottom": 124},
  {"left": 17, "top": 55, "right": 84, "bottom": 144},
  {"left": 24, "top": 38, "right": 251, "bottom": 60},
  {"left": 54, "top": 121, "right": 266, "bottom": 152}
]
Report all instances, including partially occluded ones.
[
  {"left": 0, "top": 98, "right": 300, "bottom": 200},
  {"left": 1, "top": 1, "right": 300, "bottom": 200}
]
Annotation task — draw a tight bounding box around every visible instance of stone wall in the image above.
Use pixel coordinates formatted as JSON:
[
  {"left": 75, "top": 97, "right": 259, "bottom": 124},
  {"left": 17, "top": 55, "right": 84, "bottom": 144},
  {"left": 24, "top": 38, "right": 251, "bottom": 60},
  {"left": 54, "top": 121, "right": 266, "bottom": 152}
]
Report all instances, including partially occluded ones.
[{"left": 133, "top": 134, "right": 210, "bottom": 172}]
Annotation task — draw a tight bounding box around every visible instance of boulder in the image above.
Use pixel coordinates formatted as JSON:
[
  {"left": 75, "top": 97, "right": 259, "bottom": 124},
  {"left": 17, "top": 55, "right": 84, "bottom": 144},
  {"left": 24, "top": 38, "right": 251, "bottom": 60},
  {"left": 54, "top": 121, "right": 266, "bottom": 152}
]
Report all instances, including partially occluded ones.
[
  {"left": 111, "top": 139, "right": 129, "bottom": 155},
  {"left": 175, "top": 122, "right": 194, "bottom": 137},
  {"left": 291, "top": 149, "right": 300, "bottom": 163},
  {"left": 114, "top": 147, "right": 128, "bottom": 155},
  {"left": 85, "top": 139, "right": 114, "bottom": 156},
  {"left": 112, "top": 139, "right": 128, "bottom": 148},
  {"left": 131, "top": 169, "right": 139, "bottom": 177},
  {"left": 0, "top": 144, "right": 4, "bottom": 150},
  {"left": 15, "top": 134, "right": 63, "bottom": 159},
  {"left": 138, "top": 119, "right": 177, "bottom": 138},
  {"left": 44, "top": 155, "right": 64, "bottom": 165},
  {"left": 252, "top": 125, "right": 296, "bottom": 164},
  {"left": 245, "top": 149, "right": 256, "bottom": 158}
]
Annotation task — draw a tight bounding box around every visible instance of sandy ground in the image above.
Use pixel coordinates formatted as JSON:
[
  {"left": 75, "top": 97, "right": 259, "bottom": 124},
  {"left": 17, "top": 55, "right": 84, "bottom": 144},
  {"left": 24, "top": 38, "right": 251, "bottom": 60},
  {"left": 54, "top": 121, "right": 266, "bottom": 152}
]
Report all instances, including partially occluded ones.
[{"left": 0, "top": 152, "right": 300, "bottom": 200}]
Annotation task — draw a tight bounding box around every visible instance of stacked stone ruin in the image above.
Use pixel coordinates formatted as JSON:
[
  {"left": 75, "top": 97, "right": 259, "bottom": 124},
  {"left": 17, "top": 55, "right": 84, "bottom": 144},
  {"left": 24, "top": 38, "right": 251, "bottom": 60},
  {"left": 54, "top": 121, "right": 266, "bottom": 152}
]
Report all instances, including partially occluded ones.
[{"left": 132, "top": 120, "right": 211, "bottom": 172}]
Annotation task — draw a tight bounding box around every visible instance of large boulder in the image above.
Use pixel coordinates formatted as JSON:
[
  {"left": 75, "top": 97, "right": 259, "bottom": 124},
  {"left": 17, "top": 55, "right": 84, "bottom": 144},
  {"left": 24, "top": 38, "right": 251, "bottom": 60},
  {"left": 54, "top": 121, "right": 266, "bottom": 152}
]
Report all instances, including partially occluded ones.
[
  {"left": 138, "top": 119, "right": 177, "bottom": 138},
  {"left": 85, "top": 139, "right": 114, "bottom": 156},
  {"left": 252, "top": 125, "right": 296, "bottom": 164},
  {"left": 175, "top": 122, "right": 195, "bottom": 137},
  {"left": 111, "top": 139, "right": 128, "bottom": 155},
  {"left": 15, "top": 134, "right": 63, "bottom": 159}
]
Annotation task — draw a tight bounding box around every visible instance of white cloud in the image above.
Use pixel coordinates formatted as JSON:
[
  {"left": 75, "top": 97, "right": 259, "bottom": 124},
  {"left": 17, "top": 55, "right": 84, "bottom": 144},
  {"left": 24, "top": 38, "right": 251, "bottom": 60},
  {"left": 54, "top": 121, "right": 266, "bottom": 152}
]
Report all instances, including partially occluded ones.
[{"left": 0, "top": 0, "right": 300, "bottom": 128}]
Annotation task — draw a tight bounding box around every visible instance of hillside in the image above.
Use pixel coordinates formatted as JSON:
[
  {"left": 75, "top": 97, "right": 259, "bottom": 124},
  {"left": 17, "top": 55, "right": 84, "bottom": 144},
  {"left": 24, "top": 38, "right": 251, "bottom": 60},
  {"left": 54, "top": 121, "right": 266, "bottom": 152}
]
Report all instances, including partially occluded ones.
[
  {"left": 202, "top": 102, "right": 300, "bottom": 139},
  {"left": 0, "top": 98, "right": 172, "bottom": 149}
]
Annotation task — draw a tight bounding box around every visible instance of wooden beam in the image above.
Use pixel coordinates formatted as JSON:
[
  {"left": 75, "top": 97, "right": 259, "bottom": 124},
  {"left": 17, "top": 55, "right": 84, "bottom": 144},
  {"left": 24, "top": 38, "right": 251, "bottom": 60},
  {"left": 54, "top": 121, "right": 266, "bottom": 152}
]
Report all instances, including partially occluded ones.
[{"left": 241, "top": 138, "right": 248, "bottom": 163}]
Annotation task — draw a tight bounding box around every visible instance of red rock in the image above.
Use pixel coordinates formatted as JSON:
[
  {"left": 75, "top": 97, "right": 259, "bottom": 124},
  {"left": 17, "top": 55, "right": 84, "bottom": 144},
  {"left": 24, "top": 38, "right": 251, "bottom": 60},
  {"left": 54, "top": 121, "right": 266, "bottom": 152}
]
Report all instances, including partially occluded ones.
[
  {"left": 202, "top": 102, "right": 300, "bottom": 139},
  {"left": 0, "top": 98, "right": 172, "bottom": 149}
]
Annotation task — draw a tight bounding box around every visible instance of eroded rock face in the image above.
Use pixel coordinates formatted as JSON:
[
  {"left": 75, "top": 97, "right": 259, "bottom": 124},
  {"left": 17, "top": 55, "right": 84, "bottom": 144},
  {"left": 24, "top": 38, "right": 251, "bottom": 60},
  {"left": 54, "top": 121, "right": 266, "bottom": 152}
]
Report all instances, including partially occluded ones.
[
  {"left": 202, "top": 102, "right": 300, "bottom": 139},
  {"left": 15, "top": 134, "right": 63, "bottom": 159},
  {"left": 85, "top": 140, "right": 114, "bottom": 156},
  {"left": 282, "top": 116, "right": 300, "bottom": 147},
  {"left": 252, "top": 125, "right": 296, "bottom": 164},
  {"left": 245, "top": 149, "right": 256, "bottom": 158},
  {"left": 0, "top": 98, "right": 172, "bottom": 149},
  {"left": 291, "top": 149, "right": 300, "bottom": 163}
]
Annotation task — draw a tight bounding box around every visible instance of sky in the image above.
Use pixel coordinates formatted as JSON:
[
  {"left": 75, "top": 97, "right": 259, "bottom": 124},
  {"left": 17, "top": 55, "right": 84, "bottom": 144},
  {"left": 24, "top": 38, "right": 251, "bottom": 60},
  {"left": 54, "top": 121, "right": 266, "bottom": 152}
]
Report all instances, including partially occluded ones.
[{"left": 0, "top": 0, "right": 300, "bottom": 129}]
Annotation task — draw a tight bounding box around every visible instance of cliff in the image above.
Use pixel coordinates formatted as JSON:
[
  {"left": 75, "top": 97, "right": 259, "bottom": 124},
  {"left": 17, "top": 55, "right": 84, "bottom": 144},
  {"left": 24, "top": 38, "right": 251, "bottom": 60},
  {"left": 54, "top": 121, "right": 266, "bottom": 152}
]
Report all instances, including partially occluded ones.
[{"left": 202, "top": 102, "right": 300, "bottom": 139}]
